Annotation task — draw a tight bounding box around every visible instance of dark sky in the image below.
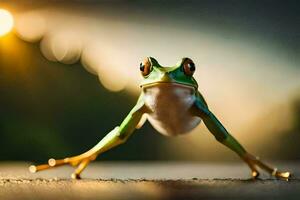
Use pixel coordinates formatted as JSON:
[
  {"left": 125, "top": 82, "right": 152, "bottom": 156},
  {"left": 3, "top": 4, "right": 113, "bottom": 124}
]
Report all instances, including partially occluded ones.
[{"left": 5, "top": 0, "right": 299, "bottom": 61}]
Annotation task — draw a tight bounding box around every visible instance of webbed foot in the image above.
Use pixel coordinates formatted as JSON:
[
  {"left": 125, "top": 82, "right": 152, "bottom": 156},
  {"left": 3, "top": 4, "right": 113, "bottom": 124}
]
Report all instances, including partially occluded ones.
[
  {"left": 29, "top": 153, "right": 97, "bottom": 179},
  {"left": 243, "top": 153, "right": 291, "bottom": 180}
]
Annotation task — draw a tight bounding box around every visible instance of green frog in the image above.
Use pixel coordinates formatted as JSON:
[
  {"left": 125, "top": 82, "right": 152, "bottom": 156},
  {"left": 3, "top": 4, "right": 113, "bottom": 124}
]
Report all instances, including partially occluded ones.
[{"left": 30, "top": 57, "right": 291, "bottom": 179}]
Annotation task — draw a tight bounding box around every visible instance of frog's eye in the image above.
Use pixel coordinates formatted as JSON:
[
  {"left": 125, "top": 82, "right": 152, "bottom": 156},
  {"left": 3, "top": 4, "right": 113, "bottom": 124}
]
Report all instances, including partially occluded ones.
[
  {"left": 140, "top": 58, "right": 153, "bottom": 76},
  {"left": 182, "top": 58, "right": 195, "bottom": 76}
]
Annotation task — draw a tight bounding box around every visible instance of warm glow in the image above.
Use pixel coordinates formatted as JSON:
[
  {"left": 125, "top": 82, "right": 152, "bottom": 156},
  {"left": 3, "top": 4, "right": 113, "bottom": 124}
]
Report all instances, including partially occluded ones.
[
  {"left": 0, "top": 9, "right": 14, "bottom": 36},
  {"left": 15, "top": 11, "right": 46, "bottom": 42}
]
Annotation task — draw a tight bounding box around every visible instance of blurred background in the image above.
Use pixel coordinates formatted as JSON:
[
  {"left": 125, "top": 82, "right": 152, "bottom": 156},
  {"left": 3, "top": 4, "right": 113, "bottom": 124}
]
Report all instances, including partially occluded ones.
[{"left": 0, "top": 0, "right": 299, "bottom": 163}]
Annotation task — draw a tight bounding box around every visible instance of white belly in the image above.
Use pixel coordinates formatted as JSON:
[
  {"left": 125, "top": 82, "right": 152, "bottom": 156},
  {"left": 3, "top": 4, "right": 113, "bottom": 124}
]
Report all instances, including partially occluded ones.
[{"left": 143, "top": 83, "right": 201, "bottom": 136}]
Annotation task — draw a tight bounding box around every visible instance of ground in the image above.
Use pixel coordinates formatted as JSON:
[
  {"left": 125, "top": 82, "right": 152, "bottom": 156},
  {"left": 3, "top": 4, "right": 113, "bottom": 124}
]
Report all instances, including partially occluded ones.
[{"left": 0, "top": 162, "right": 299, "bottom": 200}]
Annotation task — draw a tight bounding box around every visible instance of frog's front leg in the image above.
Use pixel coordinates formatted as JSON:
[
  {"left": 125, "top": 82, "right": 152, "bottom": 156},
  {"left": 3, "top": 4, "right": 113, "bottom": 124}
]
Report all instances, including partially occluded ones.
[
  {"left": 192, "top": 94, "right": 291, "bottom": 179},
  {"left": 30, "top": 95, "right": 148, "bottom": 179}
]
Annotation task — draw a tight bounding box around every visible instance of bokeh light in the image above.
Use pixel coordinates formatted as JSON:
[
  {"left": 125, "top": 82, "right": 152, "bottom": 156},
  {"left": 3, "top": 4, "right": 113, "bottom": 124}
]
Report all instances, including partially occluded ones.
[
  {"left": 15, "top": 11, "right": 46, "bottom": 42},
  {"left": 81, "top": 44, "right": 128, "bottom": 92},
  {"left": 0, "top": 9, "right": 14, "bottom": 36},
  {"left": 51, "top": 32, "right": 82, "bottom": 64}
]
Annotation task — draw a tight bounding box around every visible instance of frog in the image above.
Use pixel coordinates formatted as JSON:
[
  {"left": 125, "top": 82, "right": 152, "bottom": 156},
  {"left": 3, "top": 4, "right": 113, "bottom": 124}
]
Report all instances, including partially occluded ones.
[{"left": 29, "top": 57, "right": 291, "bottom": 179}]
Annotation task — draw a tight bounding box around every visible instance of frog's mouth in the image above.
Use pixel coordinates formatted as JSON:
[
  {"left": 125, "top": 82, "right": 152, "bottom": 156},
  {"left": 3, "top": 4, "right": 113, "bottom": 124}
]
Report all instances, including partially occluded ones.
[{"left": 140, "top": 82, "right": 196, "bottom": 90}]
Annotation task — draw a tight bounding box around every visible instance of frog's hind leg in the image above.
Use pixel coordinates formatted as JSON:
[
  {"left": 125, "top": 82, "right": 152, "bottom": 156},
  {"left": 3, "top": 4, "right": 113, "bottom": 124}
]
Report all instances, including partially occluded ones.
[
  {"left": 200, "top": 111, "right": 291, "bottom": 179},
  {"left": 193, "top": 98, "right": 291, "bottom": 180},
  {"left": 29, "top": 127, "right": 123, "bottom": 179},
  {"left": 30, "top": 96, "right": 147, "bottom": 179}
]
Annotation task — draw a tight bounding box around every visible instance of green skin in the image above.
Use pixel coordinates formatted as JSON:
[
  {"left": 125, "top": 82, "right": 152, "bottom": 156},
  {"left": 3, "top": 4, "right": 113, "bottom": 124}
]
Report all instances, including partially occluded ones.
[{"left": 31, "top": 57, "right": 291, "bottom": 179}]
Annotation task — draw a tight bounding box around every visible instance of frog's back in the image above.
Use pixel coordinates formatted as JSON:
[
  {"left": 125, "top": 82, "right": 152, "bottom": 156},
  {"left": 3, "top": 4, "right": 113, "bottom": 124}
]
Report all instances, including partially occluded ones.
[{"left": 143, "top": 83, "right": 201, "bottom": 136}]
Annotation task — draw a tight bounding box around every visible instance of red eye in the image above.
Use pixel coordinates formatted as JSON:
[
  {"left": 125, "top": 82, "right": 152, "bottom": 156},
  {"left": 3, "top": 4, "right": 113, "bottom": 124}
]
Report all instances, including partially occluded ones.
[
  {"left": 140, "top": 57, "right": 152, "bottom": 76},
  {"left": 182, "top": 58, "right": 195, "bottom": 76}
]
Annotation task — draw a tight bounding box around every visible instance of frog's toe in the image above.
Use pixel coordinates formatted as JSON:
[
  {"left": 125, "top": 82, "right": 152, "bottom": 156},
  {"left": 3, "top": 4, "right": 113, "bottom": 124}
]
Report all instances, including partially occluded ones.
[
  {"left": 273, "top": 170, "right": 291, "bottom": 180},
  {"left": 251, "top": 171, "right": 260, "bottom": 179},
  {"left": 29, "top": 158, "right": 66, "bottom": 173},
  {"left": 71, "top": 173, "right": 81, "bottom": 179},
  {"left": 69, "top": 158, "right": 91, "bottom": 179}
]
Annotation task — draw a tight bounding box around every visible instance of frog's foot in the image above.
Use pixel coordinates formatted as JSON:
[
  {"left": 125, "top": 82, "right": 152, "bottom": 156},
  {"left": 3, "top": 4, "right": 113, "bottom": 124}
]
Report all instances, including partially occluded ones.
[
  {"left": 242, "top": 155, "right": 260, "bottom": 179},
  {"left": 29, "top": 153, "right": 97, "bottom": 179},
  {"left": 243, "top": 153, "right": 291, "bottom": 180}
]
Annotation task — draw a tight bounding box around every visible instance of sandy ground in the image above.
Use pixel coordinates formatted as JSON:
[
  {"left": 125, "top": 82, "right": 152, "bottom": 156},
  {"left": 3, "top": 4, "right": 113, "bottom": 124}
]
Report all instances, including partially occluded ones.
[{"left": 0, "top": 162, "right": 299, "bottom": 200}]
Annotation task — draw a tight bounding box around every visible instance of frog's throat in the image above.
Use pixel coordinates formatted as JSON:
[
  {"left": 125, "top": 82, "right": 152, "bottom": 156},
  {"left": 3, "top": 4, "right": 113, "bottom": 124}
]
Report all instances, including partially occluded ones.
[{"left": 140, "top": 82, "right": 196, "bottom": 90}]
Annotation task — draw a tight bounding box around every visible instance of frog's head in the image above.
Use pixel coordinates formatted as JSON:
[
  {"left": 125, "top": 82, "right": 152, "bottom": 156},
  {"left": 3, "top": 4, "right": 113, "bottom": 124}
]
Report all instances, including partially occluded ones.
[{"left": 139, "top": 57, "right": 198, "bottom": 89}]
